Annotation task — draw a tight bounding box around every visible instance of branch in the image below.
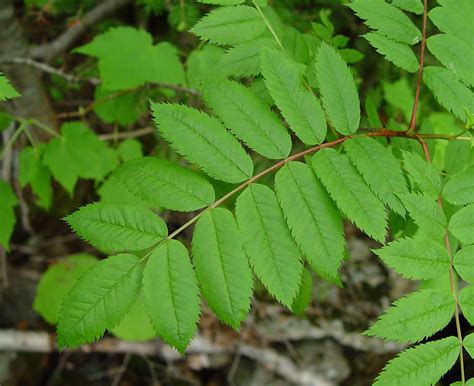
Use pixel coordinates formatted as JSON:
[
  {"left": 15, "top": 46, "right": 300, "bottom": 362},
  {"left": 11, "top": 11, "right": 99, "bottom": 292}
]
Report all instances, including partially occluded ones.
[
  {"left": 29, "top": 0, "right": 132, "bottom": 62},
  {"left": 0, "top": 329, "right": 335, "bottom": 386},
  {"left": 254, "top": 318, "right": 406, "bottom": 354},
  {"left": 0, "top": 57, "right": 200, "bottom": 97},
  {"left": 164, "top": 129, "right": 462, "bottom": 244},
  {"left": 408, "top": 0, "right": 428, "bottom": 133},
  {"left": 99, "top": 127, "right": 154, "bottom": 141},
  {"left": 0, "top": 57, "right": 100, "bottom": 85}
]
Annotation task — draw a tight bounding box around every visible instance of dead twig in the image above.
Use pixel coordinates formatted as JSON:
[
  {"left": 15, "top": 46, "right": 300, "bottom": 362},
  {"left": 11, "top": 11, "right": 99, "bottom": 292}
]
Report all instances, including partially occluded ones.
[
  {"left": 29, "top": 0, "right": 133, "bottom": 62},
  {"left": 111, "top": 352, "right": 132, "bottom": 386},
  {"left": 0, "top": 330, "right": 335, "bottom": 386}
]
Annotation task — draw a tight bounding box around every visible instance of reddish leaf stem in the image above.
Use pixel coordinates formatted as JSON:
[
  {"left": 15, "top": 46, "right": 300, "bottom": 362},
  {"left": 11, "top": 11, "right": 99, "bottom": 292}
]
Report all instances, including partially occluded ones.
[
  {"left": 408, "top": 0, "right": 429, "bottom": 133},
  {"left": 166, "top": 129, "right": 457, "bottom": 241}
]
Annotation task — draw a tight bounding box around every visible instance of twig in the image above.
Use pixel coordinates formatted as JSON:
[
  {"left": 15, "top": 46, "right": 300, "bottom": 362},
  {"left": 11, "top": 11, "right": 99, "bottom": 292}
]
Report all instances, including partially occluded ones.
[
  {"left": 408, "top": 0, "right": 428, "bottom": 133},
  {"left": 1, "top": 124, "right": 15, "bottom": 290},
  {"left": 13, "top": 152, "right": 33, "bottom": 234},
  {"left": 1, "top": 57, "right": 201, "bottom": 97},
  {"left": 163, "top": 129, "right": 465, "bottom": 245},
  {"left": 239, "top": 345, "right": 334, "bottom": 386},
  {"left": 0, "top": 329, "right": 335, "bottom": 386},
  {"left": 139, "top": 355, "right": 161, "bottom": 386},
  {"left": 0, "top": 249, "right": 7, "bottom": 290},
  {"left": 111, "top": 352, "right": 132, "bottom": 386},
  {"left": 46, "top": 351, "right": 71, "bottom": 386},
  {"left": 29, "top": 0, "right": 133, "bottom": 62},
  {"left": 0, "top": 57, "right": 100, "bottom": 85},
  {"left": 254, "top": 318, "right": 406, "bottom": 354},
  {"left": 99, "top": 127, "right": 154, "bottom": 141},
  {"left": 1, "top": 123, "right": 15, "bottom": 180}
]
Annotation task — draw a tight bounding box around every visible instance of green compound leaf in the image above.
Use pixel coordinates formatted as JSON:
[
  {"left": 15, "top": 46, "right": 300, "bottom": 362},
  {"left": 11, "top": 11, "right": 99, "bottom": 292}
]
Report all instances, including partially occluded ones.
[
  {"left": 365, "top": 94, "right": 383, "bottom": 128},
  {"left": 116, "top": 139, "right": 143, "bottom": 162},
  {"left": 275, "top": 162, "right": 345, "bottom": 285},
  {"left": 392, "top": 0, "right": 424, "bottom": 15},
  {"left": 57, "top": 254, "right": 143, "bottom": 348},
  {"left": 383, "top": 78, "right": 414, "bottom": 122},
  {"left": 365, "top": 289, "right": 455, "bottom": 343},
  {"left": 0, "top": 179, "right": 17, "bottom": 208},
  {"left": 201, "top": 78, "right": 291, "bottom": 159},
  {"left": 344, "top": 137, "right": 408, "bottom": 216},
  {"left": 449, "top": 204, "right": 474, "bottom": 245},
  {"left": 65, "top": 202, "right": 168, "bottom": 253},
  {"left": 429, "top": 1, "right": 474, "bottom": 48},
  {"left": 423, "top": 66, "right": 474, "bottom": 121},
  {"left": 18, "top": 146, "right": 52, "bottom": 210},
  {"left": 192, "top": 208, "right": 253, "bottom": 328},
  {"left": 443, "top": 165, "right": 474, "bottom": 206},
  {"left": 235, "top": 184, "right": 303, "bottom": 308},
  {"left": 221, "top": 39, "right": 277, "bottom": 78},
  {"left": 151, "top": 103, "right": 253, "bottom": 184},
  {"left": 98, "top": 176, "right": 147, "bottom": 206},
  {"left": 363, "top": 33, "right": 418, "bottom": 73},
  {"left": 312, "top": 148, "right": 387, "bottom": 243},
  {"left": 186, "top": 45, "right": 225, "bottom": 90},
  {"left": 261, "top": 48, "right": 327, "bottom": 145},
  {"left": 373, "top": 237, "right": 450, "bottom": 280},
  {"left": 445, "top": 140, "right": 472, "bottom": 176},
  {"left": 465, "top": 333, "right": 474, "bottom": 359},
  {"left": 373, "top": 336, "right": 461, "bottom": 386},
  {"left": 34, "top": 254, "right": 98, "bottom": 325},
  {"left": 315, "top": 42, "right": 360, "bottom": 135},
  {"left": 111, "top": 157, "right": 215, "bottom": 211},
  {"left": 190, "top": 6, "right": 265, "bottom": 46},
  {"left": 112, "top": 298, "right": 155, "bottom": 342},
  {"left": 427, "top": 34, "right": 474, "bottom": 88},
  {"left": 0, "top": 180, "right": 17, "bottom": 251},
  {"left": 0, "top": 73, "right": 20, "bottom": 101},
  {"left": 460, "top": 286, "right": 474, "bottom": 325},
  {"left": 348, "top": 0, "right": 422, "bottom": 45},
  {"left": 43, "top": 122, "right": 119, "bottom": 194},
  {"left": 454, "top": 246, "right": 474, "bottom": 283},
  {"left": 75, "top": 27, "right": 185, "bottom": 90},
  {"left": 452, "top": 380, "right": 474, "bottom": 386},
  {"left": 93, "top": 87, "right": 144, "bottom": 127},
  {"left": 397, "top": 192, "right": 447, "bottom": 241},
  {"left": 291, "top": 268, "right": 313, "bottom": 316},
  {"left": 143, "top": 240, "right": 200, "bottom": 353},
  {"left": 401, "top": 150, "right": 441, "bottom": 199},
  {"left": 0, "top": 204, "right": 15, "bottom": 251}
]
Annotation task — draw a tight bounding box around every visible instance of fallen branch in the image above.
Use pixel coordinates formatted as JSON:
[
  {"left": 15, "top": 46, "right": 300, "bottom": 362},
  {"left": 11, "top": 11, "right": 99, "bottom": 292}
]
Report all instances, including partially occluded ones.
[
  {"left": 0, "top": 329, "right": 335, "bottom": 386},
  {"left": 0, "top": 57, "right": 100, "bottom": 85},
  {"left": 29, "top": 0, "right": 132, "bottom": 62},
  {"left": 255, "top": 318, "right": 406, "bottom": 354}
]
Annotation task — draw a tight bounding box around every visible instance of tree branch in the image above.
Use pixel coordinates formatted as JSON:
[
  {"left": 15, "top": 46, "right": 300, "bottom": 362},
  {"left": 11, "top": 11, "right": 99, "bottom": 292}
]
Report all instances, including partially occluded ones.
[
  {"left": 164, "top": 129, "right": 465, "bottom": 244},
  {"left": 29, "top": 0, "right": 132, "bottom": 62},
  {"left": 408, "top": 0, "right": 429, "bottom": 133},
  {"left": 0, "top": 329, "right": 335, "bottom": 385},
  {"left": 0, "top": 57, "right": 100, "bottom": 85}
]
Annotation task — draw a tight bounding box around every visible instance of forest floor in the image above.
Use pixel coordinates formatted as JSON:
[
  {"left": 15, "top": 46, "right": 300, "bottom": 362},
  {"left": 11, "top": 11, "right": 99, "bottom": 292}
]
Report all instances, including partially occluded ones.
[{"left": 1, "top": 221, "right": 469, "bottom": 386}]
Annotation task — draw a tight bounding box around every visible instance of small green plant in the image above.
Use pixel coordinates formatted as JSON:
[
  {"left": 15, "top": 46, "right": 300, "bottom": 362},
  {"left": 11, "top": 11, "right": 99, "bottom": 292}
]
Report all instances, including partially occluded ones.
[{"left": 2, "top": 0, "right": 473, "bottom": 384}]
